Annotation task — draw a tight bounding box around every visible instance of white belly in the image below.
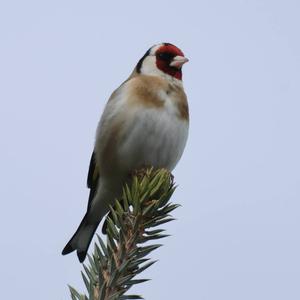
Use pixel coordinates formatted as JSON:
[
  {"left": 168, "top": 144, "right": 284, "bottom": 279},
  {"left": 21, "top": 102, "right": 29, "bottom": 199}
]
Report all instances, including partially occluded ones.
[{"left": 117, "top": 107, "right": 188, "bottom": 172}]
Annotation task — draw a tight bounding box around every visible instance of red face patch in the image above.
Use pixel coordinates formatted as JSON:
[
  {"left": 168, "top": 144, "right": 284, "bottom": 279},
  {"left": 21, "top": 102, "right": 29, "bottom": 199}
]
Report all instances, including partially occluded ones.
[
  {"left": 157, "top": 44, "right": 184, "bottom": 58},
  {"left": 155, "top": 44, "right": 185, "bottom": 80}
]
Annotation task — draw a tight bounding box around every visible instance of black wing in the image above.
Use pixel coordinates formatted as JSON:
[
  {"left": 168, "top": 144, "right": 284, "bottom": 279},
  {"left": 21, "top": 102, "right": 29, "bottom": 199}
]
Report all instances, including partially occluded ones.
[{"left": 87, "top": 151, "right": 99, "bottom": 210}]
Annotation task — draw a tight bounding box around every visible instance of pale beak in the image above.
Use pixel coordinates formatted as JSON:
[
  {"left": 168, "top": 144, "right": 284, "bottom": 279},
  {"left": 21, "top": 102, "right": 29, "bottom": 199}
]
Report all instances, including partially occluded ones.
[{"left": 169, "top": 55, "right": 189, "bottom": 68}]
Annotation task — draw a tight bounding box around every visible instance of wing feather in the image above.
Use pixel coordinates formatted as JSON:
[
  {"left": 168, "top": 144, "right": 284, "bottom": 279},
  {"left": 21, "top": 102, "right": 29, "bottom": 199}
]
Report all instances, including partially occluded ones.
[{"left": 87, "top": 152, "right": 99, "bottom": 209}]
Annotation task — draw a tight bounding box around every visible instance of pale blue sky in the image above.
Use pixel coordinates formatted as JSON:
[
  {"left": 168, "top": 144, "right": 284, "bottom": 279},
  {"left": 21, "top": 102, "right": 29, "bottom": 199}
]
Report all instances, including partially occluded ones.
[{"left": 1, "top": 1, "right": 300, "bottom": 299}]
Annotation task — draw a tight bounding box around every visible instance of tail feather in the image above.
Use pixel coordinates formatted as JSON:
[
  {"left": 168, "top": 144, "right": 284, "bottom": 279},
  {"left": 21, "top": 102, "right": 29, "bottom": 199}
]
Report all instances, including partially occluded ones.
[{"left": 62, "top": 213, "right": 99, "bottom": 262}]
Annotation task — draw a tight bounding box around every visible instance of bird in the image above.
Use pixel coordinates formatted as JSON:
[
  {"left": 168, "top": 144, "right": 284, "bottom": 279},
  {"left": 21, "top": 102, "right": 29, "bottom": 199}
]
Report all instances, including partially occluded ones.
[{"left": 62, "top": 42, "right": 189, "bottom": 262}]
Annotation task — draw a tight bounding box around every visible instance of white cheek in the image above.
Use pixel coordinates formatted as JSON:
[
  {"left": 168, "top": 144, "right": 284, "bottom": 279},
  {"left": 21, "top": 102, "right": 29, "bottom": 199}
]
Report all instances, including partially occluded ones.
[
  {"left": 141, "top": 56, "right": 161, "bottom": 76},
  {"left": 141, "top": 56, "right": 182, "bottom": 84}
]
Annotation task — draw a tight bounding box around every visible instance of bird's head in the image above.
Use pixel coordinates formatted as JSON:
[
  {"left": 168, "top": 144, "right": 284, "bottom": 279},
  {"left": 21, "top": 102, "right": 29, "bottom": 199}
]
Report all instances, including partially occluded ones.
[{"left": 135, "top": 43, "right": 188, "bottom": 81}]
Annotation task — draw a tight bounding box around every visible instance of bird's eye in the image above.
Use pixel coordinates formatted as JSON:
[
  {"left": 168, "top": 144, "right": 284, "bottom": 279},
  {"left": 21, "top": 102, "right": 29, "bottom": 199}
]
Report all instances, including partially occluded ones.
[{"left": 157, "top": 52, "right": 173, "bottom": 61}]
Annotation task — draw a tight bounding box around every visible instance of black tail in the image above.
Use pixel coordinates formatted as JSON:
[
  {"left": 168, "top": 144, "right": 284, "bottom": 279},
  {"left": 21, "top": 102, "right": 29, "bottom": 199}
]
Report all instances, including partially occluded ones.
[{"left": 62, "top": 213, "right": 99, "bottom": 263}]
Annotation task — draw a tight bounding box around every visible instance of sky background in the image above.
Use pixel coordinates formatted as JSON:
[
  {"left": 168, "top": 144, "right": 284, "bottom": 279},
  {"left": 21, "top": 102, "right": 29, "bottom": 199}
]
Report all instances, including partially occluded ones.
[{"left": 1, "top": 0, "right": 300, "bottom": 299}]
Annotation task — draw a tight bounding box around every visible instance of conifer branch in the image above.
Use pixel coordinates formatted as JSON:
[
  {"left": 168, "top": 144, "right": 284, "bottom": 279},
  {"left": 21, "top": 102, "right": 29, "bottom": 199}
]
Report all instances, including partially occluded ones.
[{"left": 68, "top": 168, "right": 179, "bottom": 300}]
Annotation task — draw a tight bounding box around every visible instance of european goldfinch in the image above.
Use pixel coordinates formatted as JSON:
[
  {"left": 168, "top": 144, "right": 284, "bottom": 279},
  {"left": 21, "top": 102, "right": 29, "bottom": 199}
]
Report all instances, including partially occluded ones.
[{"left": 62, "top": 43, "right": 189, "bottom": 262}]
